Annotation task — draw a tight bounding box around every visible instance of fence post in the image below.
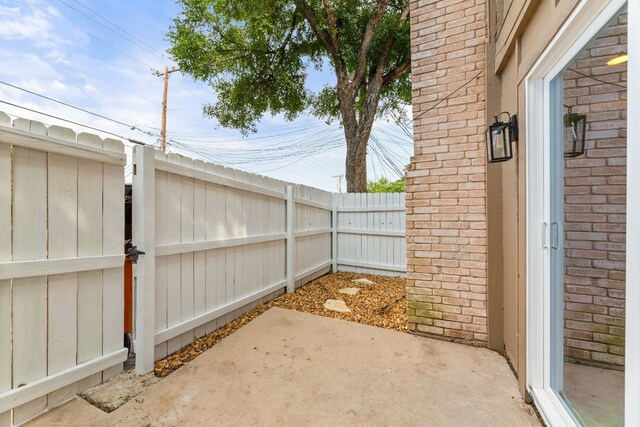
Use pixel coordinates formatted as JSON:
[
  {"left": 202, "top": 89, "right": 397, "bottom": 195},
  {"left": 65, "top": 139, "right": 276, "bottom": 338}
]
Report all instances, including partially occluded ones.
[
  {"left": 332, "top": 193, "right": 338, "bottom": 272},
  {"left": 133, "top": 146, "right": 156, "bottom": 374},
  {"left": 286, "top": 185, "right": 295, "bottom": 293}
]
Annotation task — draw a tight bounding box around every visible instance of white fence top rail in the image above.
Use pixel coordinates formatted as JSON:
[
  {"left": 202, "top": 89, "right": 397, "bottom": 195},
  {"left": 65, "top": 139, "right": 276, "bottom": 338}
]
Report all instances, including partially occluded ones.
[
  {"left": 0, "top": 117, "right": 125, "bottom": 166},
  {"left": 155, "top": 157, "right": 286, "bottom": 200}
]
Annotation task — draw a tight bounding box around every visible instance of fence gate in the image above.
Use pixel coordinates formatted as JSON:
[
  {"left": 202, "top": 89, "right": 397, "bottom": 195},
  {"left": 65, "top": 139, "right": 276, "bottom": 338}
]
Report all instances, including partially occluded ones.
[
  {"left": 131, "top": 146, "right": 338, "bottom": 374},
  {"left": 0, "top": 113, "right": 128, "bottom": 426}
]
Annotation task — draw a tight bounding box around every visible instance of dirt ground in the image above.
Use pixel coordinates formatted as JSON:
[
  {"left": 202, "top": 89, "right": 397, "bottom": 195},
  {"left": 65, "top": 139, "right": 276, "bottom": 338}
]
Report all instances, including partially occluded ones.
[{"left": 81, "top": 272, "right": 406, "bottom": 411}]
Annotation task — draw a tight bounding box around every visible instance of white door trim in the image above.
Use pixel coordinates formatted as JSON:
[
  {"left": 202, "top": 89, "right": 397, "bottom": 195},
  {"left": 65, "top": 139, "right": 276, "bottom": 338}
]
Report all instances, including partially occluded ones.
[
  {"left": 625, "top": 1, "right": 639, "bottom": 425},
  {"left": 525, "top": 0, "right": 633, "bottom": 425}
]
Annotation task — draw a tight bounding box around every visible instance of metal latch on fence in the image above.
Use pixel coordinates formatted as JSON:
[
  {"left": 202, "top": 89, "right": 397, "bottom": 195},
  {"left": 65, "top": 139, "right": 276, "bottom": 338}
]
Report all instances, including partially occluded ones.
[{"left": 126, "top": 245, "right": 146, "bottom": 263}]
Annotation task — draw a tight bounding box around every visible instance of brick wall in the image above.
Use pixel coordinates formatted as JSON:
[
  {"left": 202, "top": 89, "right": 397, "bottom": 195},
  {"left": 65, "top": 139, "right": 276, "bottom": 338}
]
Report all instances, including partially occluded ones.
[
  {"left": 562, "top": 13, "right": 627, "bottom": 368},
  {"left": 406, "top": 0, "right": 488, "bottom": 344}
]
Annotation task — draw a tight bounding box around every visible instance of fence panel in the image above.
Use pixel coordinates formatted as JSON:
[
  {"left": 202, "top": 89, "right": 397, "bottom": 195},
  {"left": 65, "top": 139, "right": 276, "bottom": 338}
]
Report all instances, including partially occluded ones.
[
  {"left": 293, "top": 185, "right": 333, "bottom": 288},
  {"left": 0, "top": 112, "right": 127, "bottom": 425},
  {"left": 133, "top": 146, "right": 407, "bottom": 374},
  {"left": 0, "top": 115, "right": 10, "bottom": 427},
  {"left": 335, "top": 192, "right": 406, "bottom": 276},
  {"left": 134, "top": 147, "right": 291, "bottom": 370}
]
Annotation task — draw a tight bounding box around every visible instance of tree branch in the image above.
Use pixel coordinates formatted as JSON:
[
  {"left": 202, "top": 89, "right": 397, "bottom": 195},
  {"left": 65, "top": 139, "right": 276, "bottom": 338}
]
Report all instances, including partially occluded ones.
[
  {"left": 278, "top": 9, "right": 299, "bottom": 53},
  {"left": 382, "top": 57, "right": 411, "bottom": 86},
  {"left": 295, "top": 1, "right": 335, "bottom": 57},
  {"left": 351, "top": 0, "right": 389, "bottom": 90},
  {"left": 295, "top": 1, "right": 349, "bottom": 87},
  {"left": 276, "top": 9, "right": 299, "bottom": 64},
  {"left": 400, "top": 4, "right": 410, "bottom": 20},
  {"left": 355, "top": 34, "right": 397, "bottom": 150},
  {"left": 322, "top": 0, "right": 340, "bottom": 49}
]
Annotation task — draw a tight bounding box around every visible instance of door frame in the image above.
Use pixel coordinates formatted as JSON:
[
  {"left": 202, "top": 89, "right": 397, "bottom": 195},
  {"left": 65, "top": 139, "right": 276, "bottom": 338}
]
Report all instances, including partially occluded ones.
[{"left": 525, "top": 0, "right": 637, "bottom": 425}]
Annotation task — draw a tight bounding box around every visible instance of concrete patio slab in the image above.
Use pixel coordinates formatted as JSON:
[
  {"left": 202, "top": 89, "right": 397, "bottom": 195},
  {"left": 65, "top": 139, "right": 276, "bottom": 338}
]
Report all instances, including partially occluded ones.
[
  {"left": 564, "top": 362, "right": 624, "bottom": 426},
  {"left": 28, "top": 308, "right": 539, "bottom": 426}
]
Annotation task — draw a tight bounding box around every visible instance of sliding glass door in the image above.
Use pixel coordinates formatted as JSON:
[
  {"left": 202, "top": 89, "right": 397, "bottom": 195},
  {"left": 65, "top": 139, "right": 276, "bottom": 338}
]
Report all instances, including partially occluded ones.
[
  {"left": 526, "top": 0, "right": 638, "bottom": 425},
  {"left": 549, "top": 9, "right": 627, "bottom": 424}
]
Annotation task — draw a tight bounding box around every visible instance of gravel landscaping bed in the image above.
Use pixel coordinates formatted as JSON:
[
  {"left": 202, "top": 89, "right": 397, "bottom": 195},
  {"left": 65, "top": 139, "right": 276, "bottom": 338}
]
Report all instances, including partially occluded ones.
[{"left": 154, "top": 272, "right": 407, "bottom": 377}]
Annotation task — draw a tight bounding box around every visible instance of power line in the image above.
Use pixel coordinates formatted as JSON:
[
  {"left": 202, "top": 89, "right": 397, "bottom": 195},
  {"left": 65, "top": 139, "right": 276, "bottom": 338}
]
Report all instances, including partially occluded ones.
[
  {"left": 0, "top": 80, "right": 161, "bottom": 145},
  {"left": 161, "top": 119, "right": 334, "bottom": 140},
  {"left": 51, "top": 1, "right": 410, "bottom": 172},
  {"left": 0, "top": 99, "right": 150, "bottom": 146},
  {"left": 167, "top": 139, "right": 230, "bottom": 166},
  {"left": 67, "top": 0, "right": 167, "bottom": 59},
  {"left": 373, "top": 128, "right": 412, "bottom": 156},
  {"left": 163, "top": 127, "right": 346, "bottom": 162},
  {"left": 409, "top": 42, "right": 509, "bottom": 125},
  {"left": 566, "top": 68, "right": 627, "bottom": 89},
  {"left": 254, "top": 144, "right": 343, "bottom": 173},
  {"left": 305, "top": 156, "right": 341, "bottom": 176},
  {"left": 370, "top": 135, "right": 404, "bottom": 179},
  {"left": 56, "top": 0, "right": 164, "bottom": 60},
  {"left": 53, "top": 0, "right": 214, "bottom": 110},
  {"left": 0, "top": 79, "right": 137, "bottom": 130},
  {"left": 369, "top": 144, "right": 378, "bottom": 181},
  {"left": 35, "top": 1, "right": 212, "bottom": 133},
  {"left": 369, "top": 143, "right": 388, "bottom": 178},
  {"left": 165, "top": 125, "right": 342, "bottom": 149},
  {"left": 42, "top": 0, "right": 412, "bottom": 177},
  {"left": 48, "top": 6, "right": 157, "bottom": 71}
]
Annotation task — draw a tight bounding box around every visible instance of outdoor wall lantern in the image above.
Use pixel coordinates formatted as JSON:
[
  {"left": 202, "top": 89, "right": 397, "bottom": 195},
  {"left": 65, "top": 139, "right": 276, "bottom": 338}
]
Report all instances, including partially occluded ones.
[
  {"left": 486, "top": 112, "right": 518, "bottom": 163},
  {"left": 563, "top": 105, "right": 587, "bottom": 158}
]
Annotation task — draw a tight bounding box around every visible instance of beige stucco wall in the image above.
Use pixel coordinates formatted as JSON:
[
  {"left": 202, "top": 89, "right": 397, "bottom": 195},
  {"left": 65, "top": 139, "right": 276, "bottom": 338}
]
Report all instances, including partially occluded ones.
[{"left": 488, "top": 0, "right": 590, "bottom": 395}]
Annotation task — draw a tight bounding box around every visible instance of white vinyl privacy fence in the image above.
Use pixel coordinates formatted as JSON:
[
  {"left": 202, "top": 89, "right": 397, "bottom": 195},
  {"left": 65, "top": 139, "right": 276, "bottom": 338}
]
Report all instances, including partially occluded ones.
[
  {"left": 0, "top": 114, "right": 406, "bottom": 423},
  {"left": 132, "top": 146, "right": 336, "bottom": 373},
  {"left": 0, "top": 113, "right": 127, "bottom": 426},
  {"left": 334, "top": 193, "right": 406, "bottom": 276},
  {"left": 132, "top": 146, "right": 405, "bottom": 373}
]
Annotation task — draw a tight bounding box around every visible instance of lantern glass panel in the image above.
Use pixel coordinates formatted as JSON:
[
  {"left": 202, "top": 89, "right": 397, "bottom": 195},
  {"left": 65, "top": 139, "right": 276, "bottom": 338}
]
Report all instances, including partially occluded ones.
[
  {"left": 563, "top": 113, "right": 587, "bottom": 158},
  {"left": 492, "top": 126, "right": 507, "bottom": 158},
  {"left": 486, "top": 121, "right": 513, "bottom": 163}
]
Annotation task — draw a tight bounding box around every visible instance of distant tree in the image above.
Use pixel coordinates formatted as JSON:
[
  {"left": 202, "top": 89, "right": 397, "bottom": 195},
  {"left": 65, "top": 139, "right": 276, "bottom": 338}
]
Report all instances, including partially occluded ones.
[
  {"left": 168, "top": 0, "right": 411, "bottom": 192},
  {"left": 367, "top": 176, "right": 405, "bottom": 193}
]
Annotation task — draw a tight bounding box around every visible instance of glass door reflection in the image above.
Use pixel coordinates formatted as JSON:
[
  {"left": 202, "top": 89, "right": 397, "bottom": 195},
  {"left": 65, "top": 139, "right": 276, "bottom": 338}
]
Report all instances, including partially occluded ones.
[{"left": 550, "top": 7, "right": 627, "bottom": 426}]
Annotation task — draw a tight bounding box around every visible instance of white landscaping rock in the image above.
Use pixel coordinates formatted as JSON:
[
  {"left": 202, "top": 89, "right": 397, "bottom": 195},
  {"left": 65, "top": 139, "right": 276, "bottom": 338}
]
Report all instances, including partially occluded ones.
[
  {"left": 323, "top": 299, "right": 351, "bottom": 313},
  {"left": 352, "top": 278, "right": 376, "bottom": 285},
  {"left": 338, "top": 287, "right": 360, "bottom": 296}
]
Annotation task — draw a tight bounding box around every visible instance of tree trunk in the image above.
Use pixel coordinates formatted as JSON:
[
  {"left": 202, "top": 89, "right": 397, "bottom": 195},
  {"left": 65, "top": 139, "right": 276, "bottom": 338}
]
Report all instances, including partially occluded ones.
[
  {"left": 345, "top": 131, "right": 368, "bottom": 193},
  {"left": 338, "top": 57, "right": 387, "bottom": 193},
  {"left": 342, "top": 85, "right": 383, "bottom": 192}
]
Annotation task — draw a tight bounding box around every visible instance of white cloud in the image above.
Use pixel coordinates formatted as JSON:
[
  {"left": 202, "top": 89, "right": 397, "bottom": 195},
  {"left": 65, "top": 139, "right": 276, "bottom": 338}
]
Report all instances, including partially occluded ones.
[
  {"left": 0, "top": 3, "right": 71, "bottom": 49},
  {"left": 51, "top": 80, "right": 66, "bottom": 90}
]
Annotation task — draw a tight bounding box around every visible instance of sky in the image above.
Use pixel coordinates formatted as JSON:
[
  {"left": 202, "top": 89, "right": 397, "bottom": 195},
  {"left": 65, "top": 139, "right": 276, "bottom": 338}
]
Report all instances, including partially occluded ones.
[{"left": 0, "top": 0, "right": 413, "bottom": 192}]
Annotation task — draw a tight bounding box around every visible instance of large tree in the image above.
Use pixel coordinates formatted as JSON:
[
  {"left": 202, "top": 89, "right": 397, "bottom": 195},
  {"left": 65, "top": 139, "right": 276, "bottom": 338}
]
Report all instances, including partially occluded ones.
[{"left": 168, "top": 0, "right": 411, "bottom": 192}]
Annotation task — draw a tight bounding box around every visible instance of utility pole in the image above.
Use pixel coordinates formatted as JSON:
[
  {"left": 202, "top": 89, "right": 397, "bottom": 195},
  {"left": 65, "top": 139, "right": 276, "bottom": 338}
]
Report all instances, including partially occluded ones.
[
  {"left": 332, "top": 175, "right": 344, "bottom": 193},
  {"left": 152, "top": 66, "right": 180, "bottom": 152}
]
